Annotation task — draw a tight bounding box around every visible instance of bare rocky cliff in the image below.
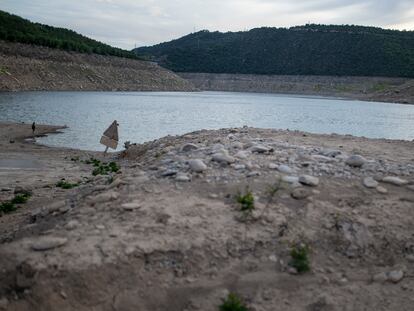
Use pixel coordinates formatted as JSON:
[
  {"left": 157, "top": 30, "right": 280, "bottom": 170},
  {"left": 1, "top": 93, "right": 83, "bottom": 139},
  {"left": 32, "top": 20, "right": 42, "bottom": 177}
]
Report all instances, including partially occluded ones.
[
  {"left": 0, "top": 41, "right": 195, "bottom": 92},
  {"left": 179, "top": 73, "right": 414, "bottom": 104}
]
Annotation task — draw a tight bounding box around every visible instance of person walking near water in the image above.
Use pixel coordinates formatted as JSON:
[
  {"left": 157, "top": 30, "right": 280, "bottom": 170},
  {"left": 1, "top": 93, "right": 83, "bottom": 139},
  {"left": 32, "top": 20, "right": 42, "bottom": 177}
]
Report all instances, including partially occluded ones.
[{"left": 32, "top": 122, "right": 36, "bottom": 138}]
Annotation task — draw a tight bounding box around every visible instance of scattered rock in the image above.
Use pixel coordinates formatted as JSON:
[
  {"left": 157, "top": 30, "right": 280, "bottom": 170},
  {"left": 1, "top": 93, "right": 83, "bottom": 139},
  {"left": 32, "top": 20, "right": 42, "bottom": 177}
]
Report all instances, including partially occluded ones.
[
  {"left": 382, "top": 176, "right": 408, "bottom": 186},
  {"left": 282, "top": 175, "right": 299, "bottom": 184},
  {"left": 291, "top": 188, "right": 311, "bottom": 200},
  {"left": 372, "top": 272, "right": 388, "bottom": 283},
  {"left": 121, "top": 202, "right": 141, "bottom": 211},
  {"left": 180, "top": 143, "right": 198, "bottom": 152},
  {"left": 345, "top": 155, "right": 366, "bottom": 167},
  {"left": 278, "top": 164, "right": 293, "bottom": 174},
  {"left": 31, "top": 236, "right": 68, "bottom": 251},
  {"left": 247, "top": 171, "right": 260, "bottom": 177},
  {"left": 376, "top": 186, "right": 388, "bottom": 194},
  {"left": 268, "top": 163, "right": 278, "bottom": 169},
  {"left": 88, "top": 191, "right": 119, "bottom": 204},
  {"left": 65, "top": 220, "right": 80, "bottom": 230},
  {"left": 235, "top": 150, "right": 249, "bottom": 159},
  {"left": 161, "top": 169, "right": 178, "bottom": 177},
  {"left": 363, "top": 177, "right": 379, "bottom": 189},
  {"left": 188, "top": 159, "right": 207, "bottom": 172},
  {"left": 387, "top": 270, "right": 404, "bottom": 283},
  {"left": 176, "top": 173, "right": 191, "bottom": 182},
  {"left": 233, "top": 164, "right": 246, "bottom": 170},
  {"left": 212, "top": 153, "right": 235, "bottom": 164},
  {"left": 250, "top": 145, "right": 271, "bottom": 153},
  {"left": 0, "top": 297, "right": 9, "bottom": 310},
  {"left": 299, "top": 175, "right": 319, "bottom": 187},
  {"left": 1, "top": 187, "right": 12, "bottom": 192}
]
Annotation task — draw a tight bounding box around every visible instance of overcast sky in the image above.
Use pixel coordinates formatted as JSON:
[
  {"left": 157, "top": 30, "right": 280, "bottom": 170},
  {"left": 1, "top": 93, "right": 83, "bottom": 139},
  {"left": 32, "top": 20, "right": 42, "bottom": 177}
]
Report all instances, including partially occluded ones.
[{"left": 1, "top": 0, "right": 413, "bottom": 49}]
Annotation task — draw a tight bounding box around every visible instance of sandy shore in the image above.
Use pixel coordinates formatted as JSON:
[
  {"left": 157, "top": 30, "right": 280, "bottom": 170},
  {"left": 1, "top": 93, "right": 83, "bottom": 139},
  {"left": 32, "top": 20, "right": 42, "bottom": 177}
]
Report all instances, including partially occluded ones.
[{"left": 0, "top": 122, "right": 413, "bottom": 311}]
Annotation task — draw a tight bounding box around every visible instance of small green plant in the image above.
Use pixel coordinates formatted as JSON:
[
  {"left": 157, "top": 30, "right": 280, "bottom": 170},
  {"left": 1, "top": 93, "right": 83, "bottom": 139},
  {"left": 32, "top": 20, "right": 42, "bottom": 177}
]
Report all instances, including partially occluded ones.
[
  {"left": 91, "top": 161, "right": 120, "bottom": 176},
  {"left": 0, "top": 201, "right": 17, "bottom": 213},
  {"left": 11, "top": 193, "right": 31, "bottom": 204},
  {"left": 219, "top": 293, "right": 248, "bottom": 311},
  {"left": 56, "top": 180, "right": 79, "bottom": 189},
  {"left": 0, "top": 193, "right": 32, "bottom": 214},
  {"left": 236, "top": 189, "right": 255, "bottom": 212},
  {"left": 289, "top": 244, "right": 310, "bottom": 273}
]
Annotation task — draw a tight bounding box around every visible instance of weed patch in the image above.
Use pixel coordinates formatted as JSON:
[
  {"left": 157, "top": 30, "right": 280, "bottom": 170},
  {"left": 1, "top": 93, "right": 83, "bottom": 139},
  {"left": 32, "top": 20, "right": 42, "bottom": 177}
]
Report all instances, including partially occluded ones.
[
  {"left": 219, "top": 293, "right": 248, "bottom": 311},
  {"left": 289, "top": 244, "right": 310, "bottom": 273},
  {"left": 0, "top": 193, "right": 32, "bottom": 214},
  {"left": 236, "top": 189, "right": 255, "bottom": 213},
  {"left": 56, "top": 180, "right": 79, "bottom": 189}
]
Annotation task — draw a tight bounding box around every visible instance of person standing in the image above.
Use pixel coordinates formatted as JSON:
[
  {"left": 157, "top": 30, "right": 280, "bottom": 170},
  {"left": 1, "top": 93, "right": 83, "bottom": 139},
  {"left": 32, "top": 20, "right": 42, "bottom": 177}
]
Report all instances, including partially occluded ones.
[{"left": 31, "top": 122, "right": 36, "bottom": 137}]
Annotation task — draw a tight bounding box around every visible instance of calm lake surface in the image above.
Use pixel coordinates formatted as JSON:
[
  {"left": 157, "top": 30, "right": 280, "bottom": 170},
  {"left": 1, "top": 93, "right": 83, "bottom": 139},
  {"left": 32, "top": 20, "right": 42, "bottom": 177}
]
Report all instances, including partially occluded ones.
[{"left": 0, "top": 91, "right": 413, "bottom": 151}]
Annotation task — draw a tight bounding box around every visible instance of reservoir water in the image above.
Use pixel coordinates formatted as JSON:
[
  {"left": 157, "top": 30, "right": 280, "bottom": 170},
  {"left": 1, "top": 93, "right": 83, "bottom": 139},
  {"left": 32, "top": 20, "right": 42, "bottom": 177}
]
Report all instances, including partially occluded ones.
[{"left": 0, "top": 91, "right": 413, "bottom": 151}]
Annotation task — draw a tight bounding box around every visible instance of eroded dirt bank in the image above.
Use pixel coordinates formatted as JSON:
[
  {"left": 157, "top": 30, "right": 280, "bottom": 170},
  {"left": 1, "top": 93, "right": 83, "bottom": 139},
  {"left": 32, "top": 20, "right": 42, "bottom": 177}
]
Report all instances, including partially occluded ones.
[
  {"left": 179, "top": 73, "right": 414, "bottom": 105},
  {"left": 0, "top": 41, "right": 195, "bottom": 92},
  {"left": 0, "top": 122, "right": 413, "bottom": 311}
]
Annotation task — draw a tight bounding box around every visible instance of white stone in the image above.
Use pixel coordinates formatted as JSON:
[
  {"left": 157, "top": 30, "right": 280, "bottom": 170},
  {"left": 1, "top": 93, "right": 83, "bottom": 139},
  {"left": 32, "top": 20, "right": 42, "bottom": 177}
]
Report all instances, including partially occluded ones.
[
  {"left": 363, "top": 177, "right": 379, "bottom": 188},
  {"left": 268, "top": 163, "right": 278, "bottom": 169},
  {"left": 121, "top": 202, "right": 141, "bottom": 211},
  {"left": 345, "top": 155, "right": 366, "bottom": 167},
  {"left": 235, "top": 150, "right": 249, "bottom": 159},
  {"left": 31, "top": 237, "right": 68, "bottom": 251},
  {"left": 212, "top": 153, "right": 235, "bottom": 164},
  {"left": 250, "top": 145, "right": 270, "bottom": 153},
  {"left": 299, "top": 175, "right": 319, "bottom": 187},
  {"left": 387, "top": 270, "right": 404, "bottom": 283},
  {"left": 176, "top": 173, "right": 191, "bottom": 182},
  {"left": 188, "top": 159, "right": 207, "bottom": 172},
  {"left": 382, "top": 176, "right": 408, "bottom": 186},
  {"left": 278, "top": 164, "right": 293, "bottom": 174}
]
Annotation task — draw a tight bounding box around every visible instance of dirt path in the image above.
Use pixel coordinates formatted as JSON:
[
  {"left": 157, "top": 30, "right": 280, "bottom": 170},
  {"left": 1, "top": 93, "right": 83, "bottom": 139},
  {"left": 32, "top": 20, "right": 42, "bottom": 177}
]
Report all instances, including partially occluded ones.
[{"left": 0, "top": 122, "right": 413, "bottom": 311}]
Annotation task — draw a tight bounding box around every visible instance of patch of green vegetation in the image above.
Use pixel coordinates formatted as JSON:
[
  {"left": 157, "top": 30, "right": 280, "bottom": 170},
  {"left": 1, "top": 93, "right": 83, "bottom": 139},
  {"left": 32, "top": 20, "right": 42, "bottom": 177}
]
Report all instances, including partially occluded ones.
[
  {"left": 0, "top": 193, "right": 32, "bottom": 214},
  {"left": 219, "top": 293, "right": 248, "bottom": 311},
  {"left": 0, "top": 201, "right": 16, "bottom": 213},
  {"left": 289, "top": 244, "right": 311, "bottom": 273},
  {"left": 56, "top": 180, "right": 79, "bottom": 189},
  {"left": 10, "top": 193, "right": 31, "bottom": 204},
  {"left": 0, "top": 10, "right": 141, "bottom": 59},
  {"left": 91, "top": 160, "right": 120, "bottom": 176},
  {"left": 370, "top": 83, "right": 391, "bottom": 92},
  {"left": 236, "top": 189, "right": 255, "bottom": 213}
]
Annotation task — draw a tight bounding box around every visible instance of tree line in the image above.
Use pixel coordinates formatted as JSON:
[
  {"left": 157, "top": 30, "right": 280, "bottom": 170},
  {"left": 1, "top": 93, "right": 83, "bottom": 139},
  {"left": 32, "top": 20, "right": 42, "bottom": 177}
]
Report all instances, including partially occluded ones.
[
  {"left": 0, "top": 10, "right": 140, "bottom": 59},
  {"left": 135, "top": 24, "right": 414, "bottom": 78}
]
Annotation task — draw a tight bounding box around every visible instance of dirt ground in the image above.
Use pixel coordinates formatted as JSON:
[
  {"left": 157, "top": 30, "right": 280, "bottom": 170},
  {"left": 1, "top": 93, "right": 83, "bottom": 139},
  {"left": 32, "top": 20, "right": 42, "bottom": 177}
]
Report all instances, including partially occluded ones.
[{"left": 0, "top": 122, "right": 413, "bottom": 311}]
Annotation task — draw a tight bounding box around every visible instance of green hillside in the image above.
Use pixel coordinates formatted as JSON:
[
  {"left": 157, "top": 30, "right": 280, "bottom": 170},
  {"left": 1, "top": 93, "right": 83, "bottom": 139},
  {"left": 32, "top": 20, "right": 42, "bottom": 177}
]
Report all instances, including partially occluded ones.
[
  {"left": 134, "top": 25, "right": 414, "bottom": 77},
  {"left": 0, "top": 10, "right": 139, "bottom": 59}
]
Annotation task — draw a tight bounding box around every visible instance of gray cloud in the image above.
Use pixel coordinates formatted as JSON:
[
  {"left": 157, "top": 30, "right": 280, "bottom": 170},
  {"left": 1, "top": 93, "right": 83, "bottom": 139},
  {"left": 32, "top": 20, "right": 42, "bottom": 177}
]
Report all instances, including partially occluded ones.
[{"left": 1, "top": 0, "right": 413, "bottom": 49}]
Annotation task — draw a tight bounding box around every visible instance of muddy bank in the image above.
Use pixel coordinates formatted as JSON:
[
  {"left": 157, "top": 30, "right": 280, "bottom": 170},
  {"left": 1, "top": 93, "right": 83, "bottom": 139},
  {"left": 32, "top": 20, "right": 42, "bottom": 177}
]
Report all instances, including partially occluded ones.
[
  {"left": 0, "top": 41, "right": 195, "bottom": 92},
  {"left": 180, "top": 73, "right": 414, "bottom": 104},
  {"left": 0, "top": 122, "right": 414, "bottom": 310}
]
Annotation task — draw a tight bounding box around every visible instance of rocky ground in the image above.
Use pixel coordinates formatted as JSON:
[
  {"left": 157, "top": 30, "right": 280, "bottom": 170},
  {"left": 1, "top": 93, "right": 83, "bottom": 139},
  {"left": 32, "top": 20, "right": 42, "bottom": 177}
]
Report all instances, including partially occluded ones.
[
  {"left": 180, "top": 73, "right": 414, "bottom": 105},
  {"left": 0, "top": 122, "right": 413, "bottom": 311},
  {"left": 0, "top": 41, "right": 195, "bottom": 92}
]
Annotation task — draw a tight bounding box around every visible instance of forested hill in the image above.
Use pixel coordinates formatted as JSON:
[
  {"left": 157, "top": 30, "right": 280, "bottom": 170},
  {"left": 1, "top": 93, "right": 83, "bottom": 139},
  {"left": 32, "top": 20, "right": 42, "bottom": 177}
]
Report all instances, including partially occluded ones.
[
  {"left": 0, "top": 10, "right": 139, "bottom": 59},
  {"left": 134, "top": 25, "right": 414, "bottom": 78}
]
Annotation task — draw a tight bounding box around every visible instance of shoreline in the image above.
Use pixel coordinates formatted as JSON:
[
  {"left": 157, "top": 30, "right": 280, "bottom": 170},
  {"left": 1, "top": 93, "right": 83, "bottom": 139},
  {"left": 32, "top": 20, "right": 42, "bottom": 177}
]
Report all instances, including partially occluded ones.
[{"left": 0, "top": 122, "right": 413, "bottom": 310}]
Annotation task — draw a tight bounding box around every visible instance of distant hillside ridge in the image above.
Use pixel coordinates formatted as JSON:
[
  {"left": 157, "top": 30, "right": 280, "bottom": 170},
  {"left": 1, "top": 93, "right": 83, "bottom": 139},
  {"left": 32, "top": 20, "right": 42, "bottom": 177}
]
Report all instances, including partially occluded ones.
[
  {"left": 134, "top": 25, "right": 414, "bottom": 78},
  {"left": 0, "top": 10, "right": 139, "bottom": 59}
]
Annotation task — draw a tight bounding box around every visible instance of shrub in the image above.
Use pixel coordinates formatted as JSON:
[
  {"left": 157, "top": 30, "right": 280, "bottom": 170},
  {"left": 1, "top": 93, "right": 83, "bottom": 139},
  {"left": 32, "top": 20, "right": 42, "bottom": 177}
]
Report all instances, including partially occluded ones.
[
  {"left": 10, "top": 193, "right": 31, "bottom": 204},
  {"left": 219, "top": 293, "right": 248, "bottom": 311},
  {"left": 56, "top": 180, "right": 79, "bottom": 189},
  {"left": 236, "top": 189, "right": 254, "bottom": 212},
  {"left": 289, "top": 244, "right": 310, "bottom": 273},
  {"left": 0, "top": 201, "right": 16, "bottom": 213}
]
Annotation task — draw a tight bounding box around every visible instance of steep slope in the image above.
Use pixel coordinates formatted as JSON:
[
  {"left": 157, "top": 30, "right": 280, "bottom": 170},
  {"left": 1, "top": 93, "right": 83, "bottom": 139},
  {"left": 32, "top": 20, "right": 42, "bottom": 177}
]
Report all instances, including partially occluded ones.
[
  {"left": 0, "top": 41, "right": 194, "bottom": 92},
  {"left": 135, "top": 25, "right": 414, "bottom": 78}
]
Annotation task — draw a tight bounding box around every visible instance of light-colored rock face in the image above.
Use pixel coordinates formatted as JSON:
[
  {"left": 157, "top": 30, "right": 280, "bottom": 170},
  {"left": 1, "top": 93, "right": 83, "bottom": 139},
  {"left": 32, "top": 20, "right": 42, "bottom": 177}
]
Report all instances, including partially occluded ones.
[
  {"left": 212, "top": 153, "right": 235, "bottom": 164},
  {"left": 31, "top": 237, "right": 68, "bottom": 251}
]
